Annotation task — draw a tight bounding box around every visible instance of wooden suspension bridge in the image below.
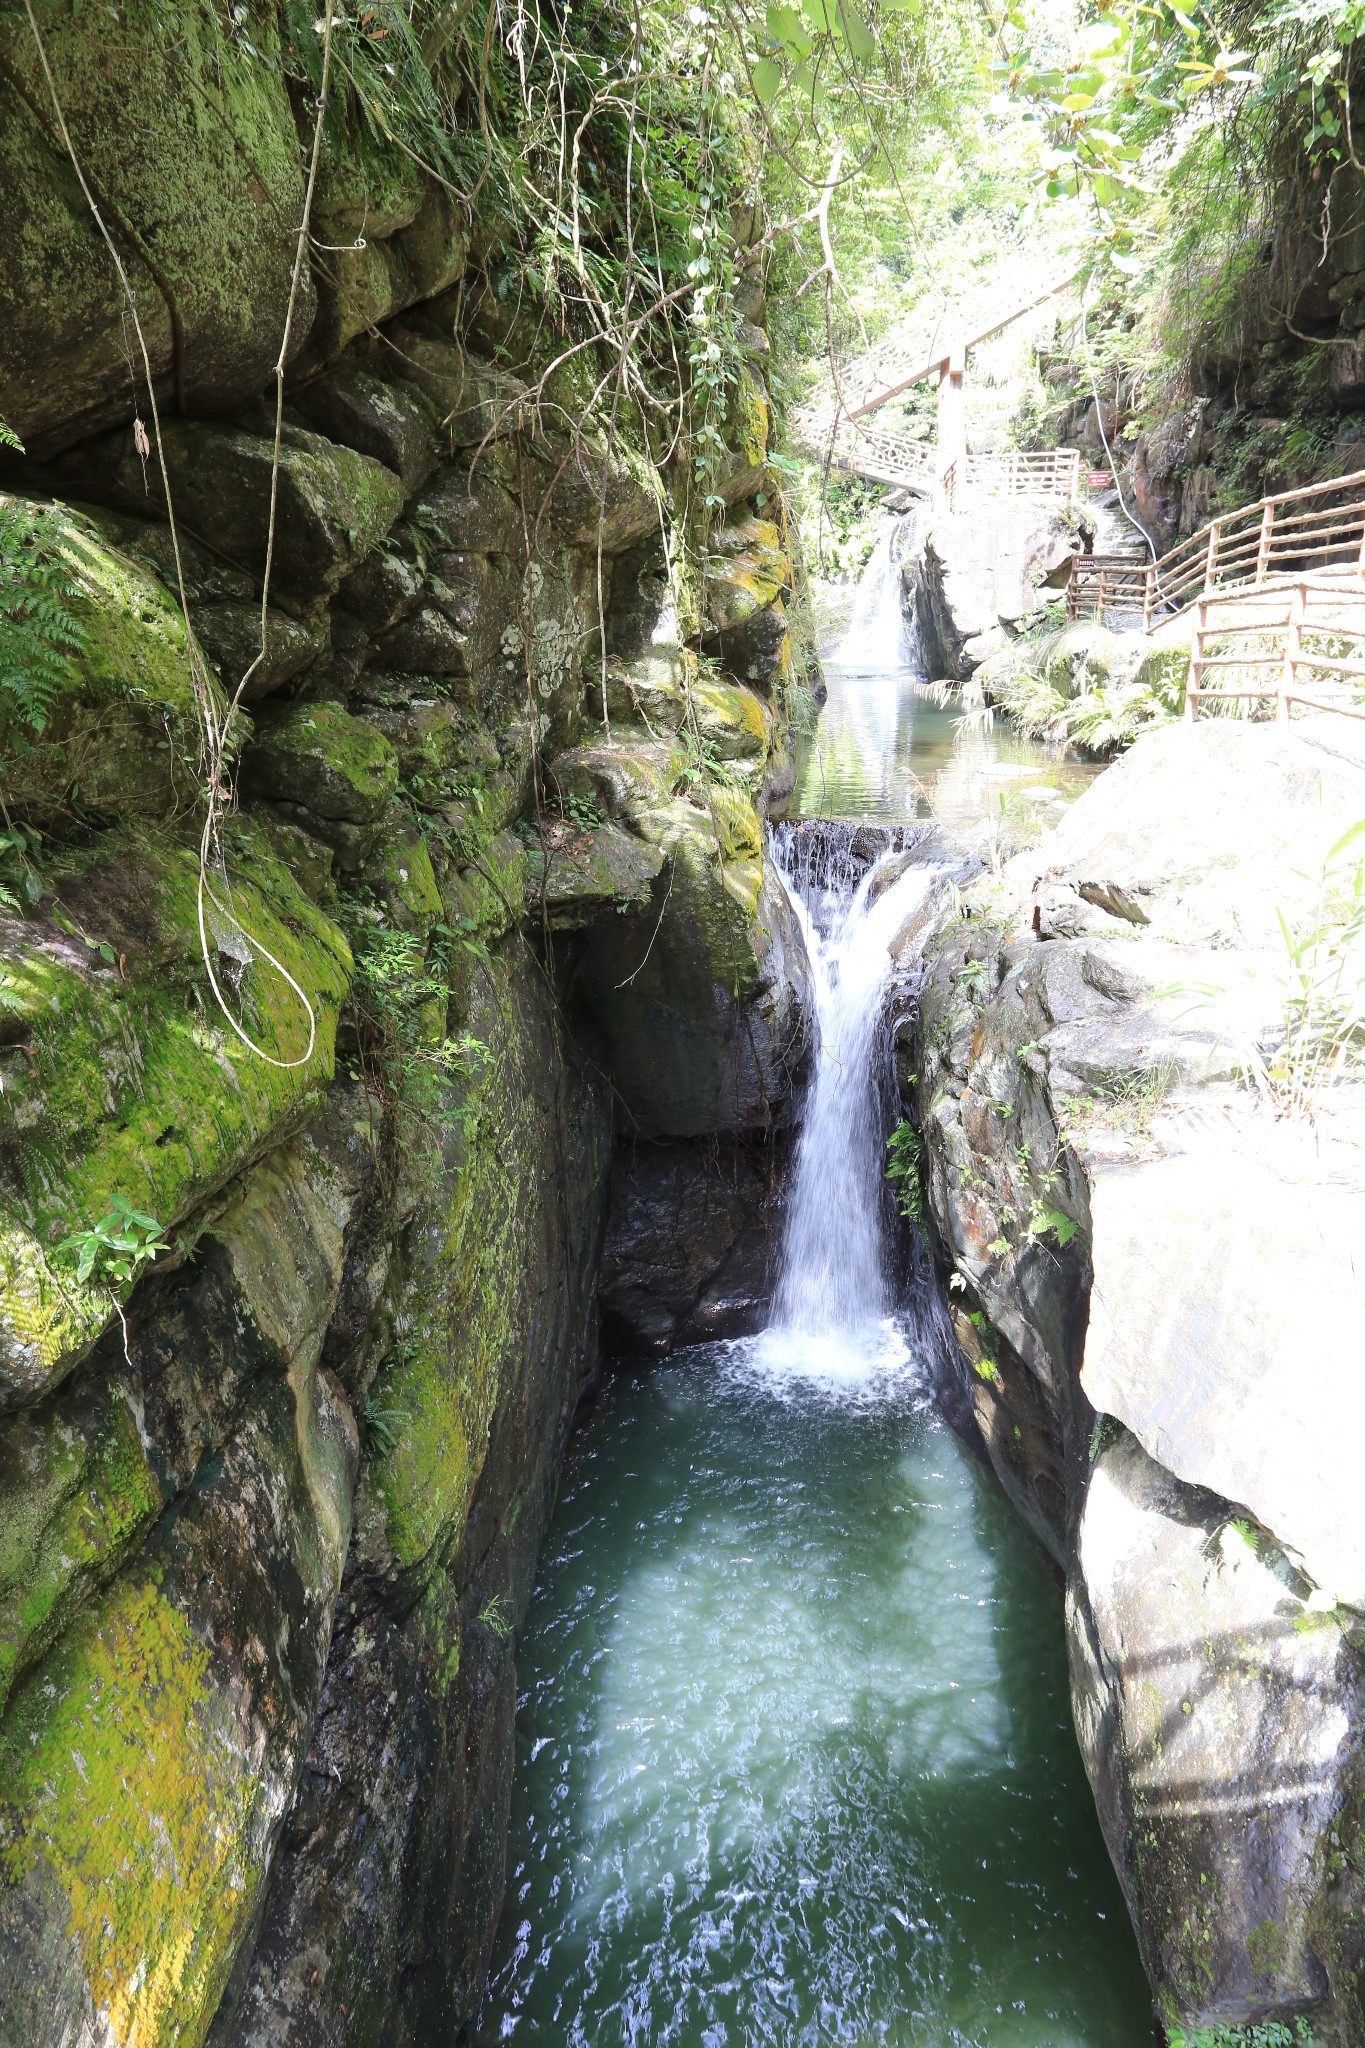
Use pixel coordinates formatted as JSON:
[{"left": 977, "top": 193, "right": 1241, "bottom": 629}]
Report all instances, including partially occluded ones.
[{"left": 792, "top": 272, "right": 1084, "bottom": 507}]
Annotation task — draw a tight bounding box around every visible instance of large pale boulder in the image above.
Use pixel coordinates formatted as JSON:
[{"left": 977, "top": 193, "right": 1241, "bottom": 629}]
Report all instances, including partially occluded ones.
[
  {"left": 915, "top": 715, "right": 1365, "bottom": 2040},
  {"left": 1070, "top": 1429, "right": 1365, "bottom": 2034},
  {"left": 909, "top": 498, "right": 1087, "bottom": 675}
]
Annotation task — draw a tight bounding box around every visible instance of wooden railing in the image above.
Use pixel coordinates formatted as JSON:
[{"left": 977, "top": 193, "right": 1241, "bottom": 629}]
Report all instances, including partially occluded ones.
[
  {"left": 942, "top": 448, "right": 1082, "bottom": 510},
  {"left": 1067, "top": 469, "right": 1365, "bottom": 628},
  {"left": 1187, "top": 578, "right": 1365, "bottom": 723}
]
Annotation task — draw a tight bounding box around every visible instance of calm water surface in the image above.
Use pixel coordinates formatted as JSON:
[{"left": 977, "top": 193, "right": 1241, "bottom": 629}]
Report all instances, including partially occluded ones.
[
  {"left": 791, "top": 663, "right": 1102, "bottom": 829},
  {"left": 480, "top": 1341, "right": 1154, "bottom": 2047}
]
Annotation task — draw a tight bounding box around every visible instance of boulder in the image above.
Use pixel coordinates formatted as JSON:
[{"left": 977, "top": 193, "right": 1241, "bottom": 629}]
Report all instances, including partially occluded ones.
[
  {"left": 0, "top": 826, "right": 352, "bottom": 1410},
  {"left": 1070, "top": 1428, "right": 1365, "bottom": 2034},
  {"left": 239, "top": 701, "right": 400, "bottom": 865},
  {"left": 908, "top": 498, "right": 1087, "bottom": 677},
  {"left": 0, "top": 8, "right": 307, "bottom": 456},
  {"left": 290, "top": 367, "right": 439, "bottom": 497},
  {"left": 50, "top": 423, "right": 406, "bottom": 605},
  {"left": 0, "top": 502, "right": 226, "bottom": 821},
  {"left": 523, "top": 822, "right": 665, "bottom": 929},
  {"left": 550, "top": 728, "right": 814, "bottom": 1135},
  {"left": 1083, "top": 1123, "right": 1365, "bottom": 1607}
]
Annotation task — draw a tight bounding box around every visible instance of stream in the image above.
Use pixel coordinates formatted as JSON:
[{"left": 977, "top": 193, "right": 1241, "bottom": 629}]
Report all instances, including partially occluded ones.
[
  {"left": 480, "top": 525, "right": 1152, "bottom": 2045},
  {"left": 792, "top": 518, "right": 1103, "bottom": 828}
]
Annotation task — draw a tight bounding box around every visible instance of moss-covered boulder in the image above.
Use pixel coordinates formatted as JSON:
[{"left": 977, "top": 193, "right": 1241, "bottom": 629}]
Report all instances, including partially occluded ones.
[
  {"left": 0, "top": 823, "right": 352, "bottom": 1409},
  {"left": 550, "top": 731, "right": 813, "bottom": 1135},
  {"left": 53, "top": 424, "right": 406, "bottom": 605},
  {"left": 239, "top": 702, "right": 400, "bottom": 868},
  {"left": 1, "top": 503, "right": 226, "bottom": 822},
  {"left": 524, "top": 821, "right": 666, "bottom": 928},
  {"left": 0, "top": 5, "right": 307, "bottom": 456},
  {"left": 702, "top": 515, "right": 790, "bottom": 634}
]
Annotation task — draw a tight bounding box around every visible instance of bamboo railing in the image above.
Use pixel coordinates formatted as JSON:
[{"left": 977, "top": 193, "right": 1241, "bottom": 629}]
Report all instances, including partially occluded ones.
[
  {"left": 1186, "top": 578, "right": 1365, "bottom": 724},
  {"left": 1067, "top": 469, "right": 1365, "bottom": 629}
]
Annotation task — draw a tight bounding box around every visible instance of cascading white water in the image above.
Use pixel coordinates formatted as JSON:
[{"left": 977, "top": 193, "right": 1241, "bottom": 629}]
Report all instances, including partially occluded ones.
[
  {"left": 834, "top": 515, "right": 918, "bottom": 669},
  {"left": 754, "top": 834, "right": 942, "bottom": 1384}
]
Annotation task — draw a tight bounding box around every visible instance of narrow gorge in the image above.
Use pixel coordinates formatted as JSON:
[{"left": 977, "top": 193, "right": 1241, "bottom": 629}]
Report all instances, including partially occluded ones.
[{"left": 2, "top": 4, "right": 1365, "bottom": 2046}]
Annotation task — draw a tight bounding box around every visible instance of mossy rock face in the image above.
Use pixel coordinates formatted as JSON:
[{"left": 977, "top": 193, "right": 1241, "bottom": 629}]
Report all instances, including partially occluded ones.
[
  {"left": 0, "top": 503, "right": 227, "bottom": 822},
  {"left": 712, "top": 361, "right": 773, "bottom": 504},
  {"left": 0, "top": 824, "right": 352, "bottom": 1409},
  {"left": 240, "top": 702, "right": 400, "bottom": 830},
  {"left": 594, "top": 646, "right": 696, "bottom": 730},
  {"left": 692, "top": 675, "right": 773, "bottom": 763},
  {"left": 702, "top": 515, "right": 790, "bottom": 634},
  {"left": 550, "top": 733, "right": 813, "bottom": 1135},
  {"left": 0, "top": 1123, "right": 363, "bottom": 1720},
  {"left": 0, "top": 1340, "right": 357, "bottom": 2048},
  {"left": 54, "top": 424, "right": 406, "bottom": 606},
  {"left": 220, "top": 949, "right": 614, "bottom": 2048},
  {"left": 0, "top": 4, "right": 307, "bottom": 457},
  {"left": 524, "top": 821, "right": 666, "bottom": 928},
  {"left": 291, "top": 368, "right": 439, "bottom": 499}
]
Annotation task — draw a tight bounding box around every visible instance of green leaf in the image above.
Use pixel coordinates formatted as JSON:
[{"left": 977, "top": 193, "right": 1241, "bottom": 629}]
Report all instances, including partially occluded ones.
[
  {"left": 766, "top": 2, "right": 812, "bottom": 51},
  {"left": 752, "top": 54, "right": 784, "bottom": 99}
]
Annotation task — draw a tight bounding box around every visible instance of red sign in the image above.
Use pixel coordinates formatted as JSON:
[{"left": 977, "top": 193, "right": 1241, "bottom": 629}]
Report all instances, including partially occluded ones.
[{"left": 1085, "top": 470, "right": 1114, "bottom": 490}]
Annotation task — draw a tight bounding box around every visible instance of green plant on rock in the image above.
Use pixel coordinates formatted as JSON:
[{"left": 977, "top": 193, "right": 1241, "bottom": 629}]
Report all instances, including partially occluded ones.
[
  {"left": 57, "top": 1194, "right": 169, "bottom": 1292},
  {"left": 1168, "top": 2020, "right": 1317, "bottom": 2048},
  {"left": 0, "top": 495, "right": 87, "bottom": 742},
  {"left": 0, "top": 821, "right": 44, "bottom": 912},
  {"left": 363, "top": 1396, "right": 409, "bottom": 1455},
  {"left": 885, "top": 1119, "right": 927, "bottom": 1226}
]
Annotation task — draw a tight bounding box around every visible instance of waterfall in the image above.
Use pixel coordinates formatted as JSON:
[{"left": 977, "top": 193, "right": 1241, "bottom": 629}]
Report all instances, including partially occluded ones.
[
  {"left": 756, "top": 827, "right": 943, "bottom": 1383},
  {"left": 834, "top": 514, "right": 919, "bottom": 670}
]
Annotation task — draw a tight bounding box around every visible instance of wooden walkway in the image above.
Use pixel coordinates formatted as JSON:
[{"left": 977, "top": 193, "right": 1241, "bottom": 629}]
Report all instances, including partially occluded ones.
[
  {"left": 1066, "top": 470, "right": 1365, "bottom": 722},
  {"left": 794, "top": 274, "right": 1082, "bottom": 506}
]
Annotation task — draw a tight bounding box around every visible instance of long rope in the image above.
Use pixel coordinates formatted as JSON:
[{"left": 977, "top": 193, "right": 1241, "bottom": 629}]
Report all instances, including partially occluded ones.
[{"left": 24, "top": 1, "right": 332, "bottom": 1071}]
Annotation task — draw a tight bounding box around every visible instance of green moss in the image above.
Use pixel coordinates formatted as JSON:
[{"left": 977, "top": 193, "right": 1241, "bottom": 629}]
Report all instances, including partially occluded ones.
[
  {"left": 367, "top": 955, "right": 534, "bottom": 1567},
  {"left": 0, "top": 1388, "right": 161, "bottom": 1716},
  {"left": 691, "top": 675, "right": 772, "bottom": 761},
  {"left": 0, "top": 821, "right": 352, "bottom": 1402},
  {"left": 245, "top": 701, "right": 400, "bottom": 824},
  {"left": 1, "top": 506, "right": 227, "bottom": 820},
  {"left": 0, "top": 3, "right": 305, "bottom": 449},
  {"left": 0, "top": 1572, "right": 269, "bottom": 2048},
  {"left": 728, "top": 362, "right": 771, "bottom": 471},
  {"left": 703, "top": 516, "right": 790, "bottom": 633}
]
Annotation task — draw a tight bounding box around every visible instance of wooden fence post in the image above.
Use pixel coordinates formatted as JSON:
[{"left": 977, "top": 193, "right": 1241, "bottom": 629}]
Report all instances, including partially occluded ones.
[
  {"left": 1280, "top": 581, "right": 1304, "bottom": 723},
  {"left": 1187, "top": 598, "right": 1205, "bottom": 719},
  {"left": 1142, "top": 564, "right": 1154, "bottom": 634},
  {"left": 1256, "top": 501, "right": 1274, "bottom": 582},
  {"left": 1204, "top": 520, "right": 1221, "bottom": 590}
]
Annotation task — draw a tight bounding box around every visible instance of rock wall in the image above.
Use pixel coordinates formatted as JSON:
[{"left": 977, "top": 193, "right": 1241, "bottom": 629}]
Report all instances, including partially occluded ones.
[
  {"left": 911, "top": 717, "right": 1365, "bottom": 2041},
  {"left": 0, "top": 14, "right": 814, "bottom": 2043}
]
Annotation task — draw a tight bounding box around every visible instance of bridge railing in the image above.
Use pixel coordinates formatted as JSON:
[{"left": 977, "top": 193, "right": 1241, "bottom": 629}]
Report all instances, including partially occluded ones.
[
  {"left": 942, "top": 449, "right": 1081, "bottom": 510},
  {"left": 824, "top": 422, "right": 938, "bottom": 493},
  {"left": 1187, "top": 577, "right": 1365, "bottom": 723},
  {"left": 1068, "top": 468, "right": 1365, "bottom": 628}
]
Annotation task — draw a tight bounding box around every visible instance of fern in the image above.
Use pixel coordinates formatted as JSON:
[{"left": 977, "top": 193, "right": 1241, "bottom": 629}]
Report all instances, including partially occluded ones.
[{"left": 0, "top": 497, "right": 86, "bottom": 740}]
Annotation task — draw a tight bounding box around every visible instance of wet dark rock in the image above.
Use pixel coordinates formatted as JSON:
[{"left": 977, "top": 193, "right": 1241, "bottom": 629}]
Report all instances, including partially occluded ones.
[{"left": 599, "top": 1137, "right": 788, "bottom": 1355}]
